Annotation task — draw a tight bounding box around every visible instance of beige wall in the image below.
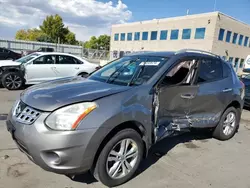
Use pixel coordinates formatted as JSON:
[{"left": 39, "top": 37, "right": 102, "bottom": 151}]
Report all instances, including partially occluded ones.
[
  {"left": 110, "top": 12, "right": 218, "bottom": 52},
  {"left": 212, "top": 13, "right": 250, "bottom": 73}
]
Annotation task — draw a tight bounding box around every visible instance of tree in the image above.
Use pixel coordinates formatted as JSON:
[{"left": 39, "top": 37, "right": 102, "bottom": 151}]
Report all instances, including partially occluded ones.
[
  {"left": 84, "top": 35, "right": 110, "bottom": 50},
  {"left": 15, "top": 29, "right": 47, "bottom": 41}
]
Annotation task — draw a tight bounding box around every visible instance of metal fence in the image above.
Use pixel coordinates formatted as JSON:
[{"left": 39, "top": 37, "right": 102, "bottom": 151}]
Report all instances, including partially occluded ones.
[{"left": 0, "top": 39, "right": 110, "bottom": 60}]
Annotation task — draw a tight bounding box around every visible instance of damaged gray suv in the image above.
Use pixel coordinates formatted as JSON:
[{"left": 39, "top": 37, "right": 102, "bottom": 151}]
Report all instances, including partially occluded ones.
[{"left": 6, "top": 49, "right": 245, "bottom": 187}]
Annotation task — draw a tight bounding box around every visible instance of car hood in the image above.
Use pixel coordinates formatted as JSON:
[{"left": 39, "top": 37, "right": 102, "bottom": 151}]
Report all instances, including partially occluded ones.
[
  {"left": 20, "top": 77, "right": 131, "bottom": 111},
  {"left": 0, "top": 60, "right": 21, "bottom": 66}
]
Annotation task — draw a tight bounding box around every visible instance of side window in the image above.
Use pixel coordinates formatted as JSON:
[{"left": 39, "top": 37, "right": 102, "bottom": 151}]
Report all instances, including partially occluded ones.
[
  {"left": 0, "top": 48, "right": 3, "bottom": 53},
  {"left": 197, "top": 59, "right": 223, "bottom": 83},
  {"left": 57, "top": 56, "right": 78, "bottom": 64},
  {"left": 161, "top": 58, "right": 198, "bottom": 86},
  {"left": 33, "top": 55, "right": 56, "bottom": 64},
  {"left": 222, "top": 62, "right": 231, "bottom": 78}
]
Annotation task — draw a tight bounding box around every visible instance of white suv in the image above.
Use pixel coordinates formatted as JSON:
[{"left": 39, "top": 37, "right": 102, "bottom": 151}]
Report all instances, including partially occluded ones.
[{"left": 0, "top": 52, "right": 99, "bottom": 90}]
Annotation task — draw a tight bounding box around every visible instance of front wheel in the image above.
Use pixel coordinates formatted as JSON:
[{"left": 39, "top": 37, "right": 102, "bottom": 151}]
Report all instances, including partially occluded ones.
[
  {"left": 93, "top": 129, "right": 144, "bottom": 187},
  {"left": 213, "top": 107, "right": 240, "bottom": 141},
  {"left": 2, "top": 72, "right": 24, "bottom": 90}
]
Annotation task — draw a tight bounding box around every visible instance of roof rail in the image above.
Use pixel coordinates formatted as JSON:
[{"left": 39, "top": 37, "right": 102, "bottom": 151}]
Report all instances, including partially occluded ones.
[{"left": 175, "top": 49, "right": 221, "bottom": 59}]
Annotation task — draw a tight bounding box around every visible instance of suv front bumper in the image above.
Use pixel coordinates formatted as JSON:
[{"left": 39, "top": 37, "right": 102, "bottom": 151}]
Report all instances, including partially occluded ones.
[{"left": 6, "top": 112, "right": 98, "bottom": 175}]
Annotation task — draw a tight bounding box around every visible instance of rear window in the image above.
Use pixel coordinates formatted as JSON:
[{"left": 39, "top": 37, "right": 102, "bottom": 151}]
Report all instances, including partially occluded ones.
[{"left": 197, "top": 58, "right": 223, "bottom": 83}]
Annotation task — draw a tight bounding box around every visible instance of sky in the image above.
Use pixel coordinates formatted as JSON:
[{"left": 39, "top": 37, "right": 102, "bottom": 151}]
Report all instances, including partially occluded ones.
[{"left": 0, "top": 0, "right": 249, "bottom": 41}]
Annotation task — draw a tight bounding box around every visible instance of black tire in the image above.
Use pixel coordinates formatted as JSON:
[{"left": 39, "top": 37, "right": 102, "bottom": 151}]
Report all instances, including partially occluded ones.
[
  {"left": 93, "top": 129, "right": 144, "bottom": 187},
  {"left": 2, "top": 72, "right": 24, "bottom": 90},
  {"left": 78, "top": 72, "right": 89, "bottom": 78},
  {"left": 213, "top": 107, "right": 240, "bottom": 141}
]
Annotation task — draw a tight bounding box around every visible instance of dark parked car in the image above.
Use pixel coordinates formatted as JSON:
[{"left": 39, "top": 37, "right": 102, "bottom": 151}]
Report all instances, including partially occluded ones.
[
  {"left": 6, "top": 49, "right": 244, "bottom": 187},
  {"left": 0, "top": 47, "right": 22, "bottom": 60},
  {"left": 240, "top": 74, "right": 250, "bottom": 107}
]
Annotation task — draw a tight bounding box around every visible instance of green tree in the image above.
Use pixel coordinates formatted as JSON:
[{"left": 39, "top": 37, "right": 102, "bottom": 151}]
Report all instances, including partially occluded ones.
[
  {"left": 15, "top": 29, "right": 47, "bottom": 41},
  {"left": 15, "top": 29, "right": 28, "bottom": 40},
  {"left": 84, "top": 35, "right": 110, "bottom": 50}
]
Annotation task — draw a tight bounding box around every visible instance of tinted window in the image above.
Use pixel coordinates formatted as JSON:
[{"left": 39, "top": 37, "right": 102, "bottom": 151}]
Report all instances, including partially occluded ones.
[
  {"left": 238, "top": 35, "right": 243, "bottom": 45},
  {"left": 197, "top": 59, "right": 223, "bottom": 83},
  {"left": 0, "top": 48, "right": 3, "bottom": 53},
  {"left": 228, "top": 57, "right": 234, "bottom": 64},
  {"left": 226, "top": 31, "right": 232, "bottom": 42},
  {"left": 234, "top": 58, "right": 239, "bottom": 68},
  {"left": 240, "top": 59, "right": 245, "bottom": 68},
  {"left": 120, "top": 33, "right": 125, "bottom": 41},
  {"left": 170, "top": 29, "right": 179, "bottom": 40},
  {"left": 232, "top": 33, "right": 238, "bottom": 44},
  {"left": 33, "top": 55, "right": 56, "bottom": 64},
  {"left": 182, "top": 29, "right": 191, "bottom": 39},
  {"left": 222, "top": 62, "right": 231, "bottom": 78},
  {"left": 218, "top": 28, "right": 225, "bottom": 41},
  {"left": 114, "top": 34, "right": 119, "bottom": 41},
  {"left": 127, "top": 33, "right": 132, "bottom": 41},
  {"left": 160, "top": 30, "right": 168, "bottom": 40},
  {"left": 134, "top": 32, "right": 140, "bottom": 41},
  {"left": 57, "top": 55, "right": 81, "bottom": 64},
  {"left": 244, "top": 37, "right": 249, "bottom": 47},
  {"left": 151, "top": 31, "right": 158, "bottom": 40},
  {"left": 142, "top": 32, "right": 148, "bottom": 40},
  {"left": 195, "top": 28, "right": 206, "bottom": 39}
]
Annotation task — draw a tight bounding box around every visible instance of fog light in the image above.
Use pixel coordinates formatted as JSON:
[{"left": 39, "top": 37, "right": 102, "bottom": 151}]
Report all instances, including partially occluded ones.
[{"left": 43, "top": 152, "right": 61, "bottom": 165}]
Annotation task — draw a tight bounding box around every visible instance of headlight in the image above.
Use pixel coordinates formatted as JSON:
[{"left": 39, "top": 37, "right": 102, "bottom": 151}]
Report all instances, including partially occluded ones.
[{"left": 45, "top": 102, "right": 97, "bottom": 131}]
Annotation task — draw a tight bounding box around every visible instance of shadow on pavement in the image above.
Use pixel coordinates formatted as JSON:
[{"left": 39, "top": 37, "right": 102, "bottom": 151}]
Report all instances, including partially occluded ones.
[
  {"left": 68, "top": 130, "right": 212, "bottom": 185},
  {"left": 134, "top": 130, "right": 212, "bottom": 179}
]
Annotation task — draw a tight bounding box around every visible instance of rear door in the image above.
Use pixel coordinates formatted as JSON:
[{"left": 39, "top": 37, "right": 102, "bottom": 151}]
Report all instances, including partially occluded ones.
[
  {"left": 25, "top": 55, "right": 57, "bottom": 84},
  {"left": 188, "top": 58, "right": 233, "bottom": 128},
  {"left": 55, "top": 55, "right": 82, "bottom": 78}
]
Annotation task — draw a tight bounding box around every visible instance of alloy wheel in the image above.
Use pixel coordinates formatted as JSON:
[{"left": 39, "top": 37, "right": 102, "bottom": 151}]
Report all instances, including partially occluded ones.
[
  {"left": 106, "top": 138, "right": 138, "bottom": 179},
  {"left": 223, "top": 112, "right": 236, "bottom": 136},
  {"left": 5, "top": 74, "right": 22, "bottom": 90}
]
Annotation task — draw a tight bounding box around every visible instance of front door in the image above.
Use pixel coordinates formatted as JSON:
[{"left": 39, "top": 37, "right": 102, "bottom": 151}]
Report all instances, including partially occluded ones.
[
  {"left": 155, "top": 57, "right": 200, "bottom": 140},
  {"left": 25, "top": 55, "right": 57, "bottom": 84}
]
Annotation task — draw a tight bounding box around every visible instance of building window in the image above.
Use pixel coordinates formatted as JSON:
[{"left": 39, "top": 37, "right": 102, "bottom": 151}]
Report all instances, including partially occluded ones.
[
  {"left": 127, "top": 33, "right": 132, "bottom": 41},
  {"left": 240, "top": 59, "right": 245, "bottom": 68},
  {"left": 195, "top": 28, "right": 206, "bottom": 39},
  {"left": 238, "top": 35, "right": 243, "bottom": 45},
  {"left": 170, "top": 29, "right": 179, "bottom": 40},
  {"left": 218, "top": 28, "right": 225, "bottom": 41},
  {"left": 229, "top": 57, "right": 234, "bottom": 64},
  {"left": 142, "top": 32, "right": 148, "bottom": 40},
  {"left": 232, "top": 33, "right": 238, "bottom": 44},
  {"left": 226, "top": 31, "right": 232, "bottom": 43},
  {"left": 120, "top": 33, "right": 125, "bottom": 41},
  {"left": 160, "top": 30, "right": 168, "bottom": 40},
  {"left": 114, "top": 33, "right": 119, "bottom": 41},
  {"left": 244, "top": 36, "right": 249, "bottom": 47},
  {"left": 151, "top": 31, "right": 158, "bottom": 40},
  {"left": 182, "top": 29, "right": 191, "bottom": 39},
  {"left": 134, "top": 32, "right": 140, "bottom": 41},
  {"left": 234, "top": 58, "right": 239, "bottom": 68}
]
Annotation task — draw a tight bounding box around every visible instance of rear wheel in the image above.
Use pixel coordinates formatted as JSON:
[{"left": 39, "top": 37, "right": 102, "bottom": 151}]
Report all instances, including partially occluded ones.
[
  {"left": 2, "top": 72, "right": 24, "bottom": 90},
  {"left": 213, "top": 107, "right": 239, "bottom": 141},
  {"left": 93, "top": 129, "right": 144, "bottom": 187}
]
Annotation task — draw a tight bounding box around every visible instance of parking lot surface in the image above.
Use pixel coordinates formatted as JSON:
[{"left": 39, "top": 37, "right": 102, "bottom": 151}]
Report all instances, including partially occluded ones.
[{"left": 1, "top": 88, "right": 250, "bottom": 188}]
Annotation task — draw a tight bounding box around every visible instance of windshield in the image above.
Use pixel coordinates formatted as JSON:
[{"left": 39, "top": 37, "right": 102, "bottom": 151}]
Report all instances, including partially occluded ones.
[
  {"left": 89, "top": 56, "right": 168, "bottom": 86},
  {"left": 242, "top": 74, "right": 250, "bottom": 79},
  {"left": 15, "top": 53, "right": 39, "bottom": 64}
]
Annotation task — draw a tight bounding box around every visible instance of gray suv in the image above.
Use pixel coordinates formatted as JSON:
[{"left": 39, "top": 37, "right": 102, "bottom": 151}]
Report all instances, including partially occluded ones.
[{"left": 6, "top": 49, "right": 245, "bottom": 187}]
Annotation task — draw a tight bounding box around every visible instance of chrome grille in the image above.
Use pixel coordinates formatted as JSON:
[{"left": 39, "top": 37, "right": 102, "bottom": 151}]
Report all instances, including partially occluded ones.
[{"left": 14, "top": 101, "right": 40, "bottom": 124}]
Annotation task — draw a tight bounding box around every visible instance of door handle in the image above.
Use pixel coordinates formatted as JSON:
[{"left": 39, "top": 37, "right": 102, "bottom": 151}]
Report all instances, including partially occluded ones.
[
  {"left": 75, "top": 67, "right": 80, "bottom": 70},
  {"left": 180, "top": 94, "right": 195, "bottom": 99},
  {"left": 223, "top": 88, "right": 232, "bottom": 92}
]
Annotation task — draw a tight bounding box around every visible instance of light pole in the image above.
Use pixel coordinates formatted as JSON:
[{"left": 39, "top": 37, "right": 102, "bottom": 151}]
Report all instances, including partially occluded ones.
[{"left": 214, "top": 0, "right": 217, "bottom": 11}]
